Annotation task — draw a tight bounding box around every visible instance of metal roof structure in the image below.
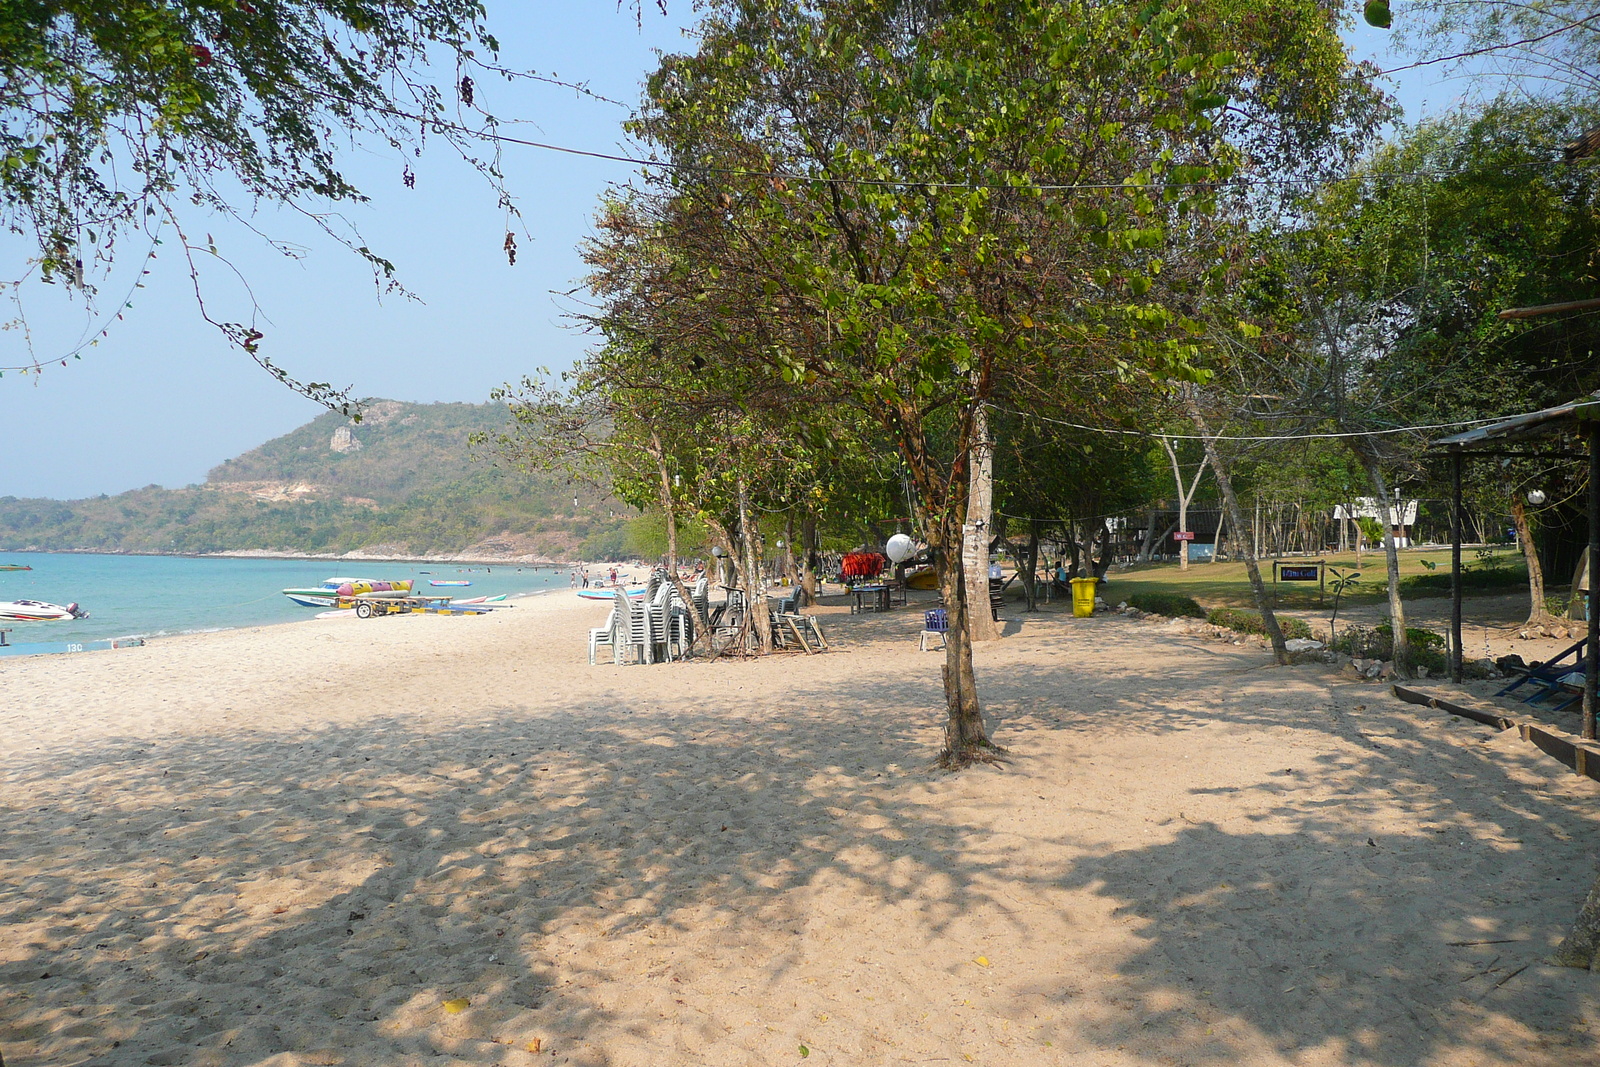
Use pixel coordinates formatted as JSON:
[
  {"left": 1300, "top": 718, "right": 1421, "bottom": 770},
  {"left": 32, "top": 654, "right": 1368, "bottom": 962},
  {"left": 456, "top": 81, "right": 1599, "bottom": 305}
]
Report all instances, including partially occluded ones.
[
  {"left": 1431, "top": 392, "right": 1600, "bottom": 450},
  {"left": 1429, "top": 391, "right": 1599, "bottom": 742}
]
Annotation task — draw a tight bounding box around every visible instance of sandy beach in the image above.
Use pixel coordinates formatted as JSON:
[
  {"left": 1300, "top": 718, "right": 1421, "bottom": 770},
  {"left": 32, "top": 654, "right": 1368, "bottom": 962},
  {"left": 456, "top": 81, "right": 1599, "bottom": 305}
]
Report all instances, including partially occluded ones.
[{"left": 2, "top": 592, "right": 1597, "bottom": 1066}]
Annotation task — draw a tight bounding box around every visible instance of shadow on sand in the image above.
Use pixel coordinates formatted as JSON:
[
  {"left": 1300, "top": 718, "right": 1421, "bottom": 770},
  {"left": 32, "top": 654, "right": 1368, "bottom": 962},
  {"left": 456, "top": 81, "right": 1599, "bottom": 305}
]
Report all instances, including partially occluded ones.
[{"left": 1, "top": 610, "right": 1596, "bottom": 1065}]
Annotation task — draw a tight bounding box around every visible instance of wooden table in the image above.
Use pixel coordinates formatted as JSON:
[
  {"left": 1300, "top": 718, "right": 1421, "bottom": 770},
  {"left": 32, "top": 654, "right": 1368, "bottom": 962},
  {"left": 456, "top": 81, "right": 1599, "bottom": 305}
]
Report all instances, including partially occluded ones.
[{"left": 851, "top": 584, "right": 891, "bottom": 613}]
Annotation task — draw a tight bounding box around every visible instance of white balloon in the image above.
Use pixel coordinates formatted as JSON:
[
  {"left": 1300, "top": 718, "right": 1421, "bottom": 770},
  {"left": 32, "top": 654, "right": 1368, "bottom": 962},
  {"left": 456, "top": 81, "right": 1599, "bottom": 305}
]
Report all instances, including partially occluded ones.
[{"left": 886, "top": 533, "right": 915, "bottom": 563}]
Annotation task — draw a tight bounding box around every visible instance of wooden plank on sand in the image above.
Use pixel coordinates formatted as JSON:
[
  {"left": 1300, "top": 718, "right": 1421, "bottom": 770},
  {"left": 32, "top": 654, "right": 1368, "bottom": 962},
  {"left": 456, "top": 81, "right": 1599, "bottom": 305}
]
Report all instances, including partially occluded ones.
[{"left": 1393, "top": 683, "right": 1600, "bottom": 783}]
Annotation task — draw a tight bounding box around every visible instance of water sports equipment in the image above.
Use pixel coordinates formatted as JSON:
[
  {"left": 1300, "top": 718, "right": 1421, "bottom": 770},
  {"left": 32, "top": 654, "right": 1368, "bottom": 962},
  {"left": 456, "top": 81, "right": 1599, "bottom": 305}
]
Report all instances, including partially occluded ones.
[
  {"left": 429, "top": 580, "right": 471, "bottom": 587},
  {"left": 281, "top": 578, "right": 411, "bottom": 607}
]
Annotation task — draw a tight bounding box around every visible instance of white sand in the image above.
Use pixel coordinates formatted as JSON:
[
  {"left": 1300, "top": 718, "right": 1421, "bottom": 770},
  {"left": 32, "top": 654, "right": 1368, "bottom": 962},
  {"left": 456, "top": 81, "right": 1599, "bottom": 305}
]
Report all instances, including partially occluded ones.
[{"left": 2, "top": 594, "right": 1598, "bottom": 1066}]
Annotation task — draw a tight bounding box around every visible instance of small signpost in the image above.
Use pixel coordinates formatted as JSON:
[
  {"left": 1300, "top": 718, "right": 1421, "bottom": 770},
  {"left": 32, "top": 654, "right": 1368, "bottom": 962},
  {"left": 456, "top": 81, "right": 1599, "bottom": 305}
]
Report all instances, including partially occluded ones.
[{"left": 1272, "top": 559, "right": 1326, "bottom": 606}]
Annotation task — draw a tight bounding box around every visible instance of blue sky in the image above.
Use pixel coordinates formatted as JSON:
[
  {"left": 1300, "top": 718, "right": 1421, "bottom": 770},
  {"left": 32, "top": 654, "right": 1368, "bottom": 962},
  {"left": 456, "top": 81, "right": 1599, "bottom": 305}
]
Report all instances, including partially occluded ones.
[{"left": 0, "top": 7, "right": 1465, "bottom": 500}]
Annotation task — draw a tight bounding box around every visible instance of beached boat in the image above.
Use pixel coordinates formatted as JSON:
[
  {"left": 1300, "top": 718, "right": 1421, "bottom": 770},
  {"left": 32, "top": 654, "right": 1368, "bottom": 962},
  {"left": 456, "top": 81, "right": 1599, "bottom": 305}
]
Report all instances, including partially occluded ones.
[
  {"left": 281, "top": 577, "right": 358, "bottom": 607},
  {"left": 577, "top": 586, "right": 645, "bottom": 601},
  {"left": 0, "top": 600, "right": 88, "bottom": 622},
  {"left": 281, "top": 578, "right": 411, "bottom": 608}
]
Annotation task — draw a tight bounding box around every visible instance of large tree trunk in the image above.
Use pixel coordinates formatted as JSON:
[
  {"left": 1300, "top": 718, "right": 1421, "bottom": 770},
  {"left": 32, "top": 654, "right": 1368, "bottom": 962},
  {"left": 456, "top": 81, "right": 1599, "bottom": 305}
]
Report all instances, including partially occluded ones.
[
  {"left": 962, "top": 406, "right": 1001, "bottom": 640},
  {"left": 898, "top": 404, "right": 998, "bottom": 769},
  {"left": 1140, "top": 517, "right": 1178, "bottom": 563},
  {"left": 736, "top": 474, "right": 773, "bottom": 654},
  {"left": 1022, "top": 520, "right": 1041, "bottom": 611},
  {"left": 1509, "top": 489, "right": 1553, "bottom": 625},
  {"left": 1355, "top": 448, "right": 1411, "bottom": 679},
  {"left": 1187, "top": 393, "right": 1289, "bottom": 665},
  {"left": 799, "top": 513, "right": 820, "bottom": 608},
  {"left": 1162, "top": 436, "right": 1208, "bottom": 571},
  {"left": 932, "top": 514, "right": 996, "bottom": 767}
]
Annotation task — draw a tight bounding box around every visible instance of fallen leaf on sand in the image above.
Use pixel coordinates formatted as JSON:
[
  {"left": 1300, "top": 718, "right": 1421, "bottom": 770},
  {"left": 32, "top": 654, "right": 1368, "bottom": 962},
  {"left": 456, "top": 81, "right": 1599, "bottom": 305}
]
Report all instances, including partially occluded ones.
[
  {"left": 974, "top": 956, "right": 991, "bottom": 968},
  {"left": 799, "top": 1044, "right": 810, "bottom": 1057},
  {"left": 443, "top": 998, "right": 470, "bottom": 1014},
  {"left": 527, "top": 1038, "right": 542, "bottom": 1053}
]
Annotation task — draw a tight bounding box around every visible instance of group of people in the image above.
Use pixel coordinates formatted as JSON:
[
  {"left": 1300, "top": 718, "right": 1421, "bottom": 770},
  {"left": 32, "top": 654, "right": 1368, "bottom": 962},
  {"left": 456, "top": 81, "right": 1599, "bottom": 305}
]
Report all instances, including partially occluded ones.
[{"left": 569, "top": 566, "right": 625, "bottom": 589}]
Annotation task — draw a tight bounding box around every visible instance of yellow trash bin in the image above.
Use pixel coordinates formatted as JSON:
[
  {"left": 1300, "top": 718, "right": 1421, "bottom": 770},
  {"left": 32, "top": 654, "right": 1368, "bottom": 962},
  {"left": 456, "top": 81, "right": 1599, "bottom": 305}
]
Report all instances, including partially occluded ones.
[{"left": 1069, "top": 576, "right": 1098, "bottom": 618}]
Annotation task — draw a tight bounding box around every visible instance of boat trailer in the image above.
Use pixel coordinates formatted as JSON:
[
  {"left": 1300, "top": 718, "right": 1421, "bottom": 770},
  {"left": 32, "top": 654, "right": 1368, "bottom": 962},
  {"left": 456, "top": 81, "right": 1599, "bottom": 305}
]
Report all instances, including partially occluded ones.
[{"left": 343, "top": 594, "right": 499, "bottom": 619}]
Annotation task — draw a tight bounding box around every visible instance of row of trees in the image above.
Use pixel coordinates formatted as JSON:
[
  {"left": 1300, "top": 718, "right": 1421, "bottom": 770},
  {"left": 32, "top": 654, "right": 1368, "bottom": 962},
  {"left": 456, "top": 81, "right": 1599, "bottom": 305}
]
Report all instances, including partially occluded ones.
[
  {"left": 489, "top": 0, "right": 1391, "bottom": 766},
  {"left": 491, "top": 1, "right": 1600, "bottom": 772}
]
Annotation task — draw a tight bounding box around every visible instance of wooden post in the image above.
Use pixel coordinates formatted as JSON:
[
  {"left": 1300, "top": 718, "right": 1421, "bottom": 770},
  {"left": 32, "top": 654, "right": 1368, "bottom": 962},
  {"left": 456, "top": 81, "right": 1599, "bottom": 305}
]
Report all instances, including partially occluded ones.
[
  {"left": 1586, "top": 428, "right": 1599, "bottom": 741},
  {"left": 1451, "top": 449, "right": 1464, "bottom": 684}
]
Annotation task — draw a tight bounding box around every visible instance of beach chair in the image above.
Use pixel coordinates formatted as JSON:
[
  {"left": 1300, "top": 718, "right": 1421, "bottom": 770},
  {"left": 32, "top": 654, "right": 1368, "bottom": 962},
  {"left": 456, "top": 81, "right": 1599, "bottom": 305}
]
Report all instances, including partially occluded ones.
[
  {"left": 1528, "top": 671, "right": 1588, "bottom": 714},
  {"left": 770, "top": 606, "right": 827, "bottom": 653},
  {"left": 621, "top": 592, "right": 654, "bottom": 665},
  {"left": 588, "top": 602, "right": 620, "bottom": 665},
  {"left": 920, "top": 607, "right": 949, "bottom": 651},
  {"left": 647, "top": 582, "right": 680, "bottom": 662},
  {"left": 1498, "top": 637, "right": 1588, "bottom": 707}
]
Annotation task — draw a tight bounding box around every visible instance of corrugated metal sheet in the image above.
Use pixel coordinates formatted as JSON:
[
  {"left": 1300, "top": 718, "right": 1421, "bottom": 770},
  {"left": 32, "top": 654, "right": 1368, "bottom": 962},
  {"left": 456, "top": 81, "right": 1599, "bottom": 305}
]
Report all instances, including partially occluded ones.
[{"left": 1430, "top": 392, "right": 1600, "bottom": 449}]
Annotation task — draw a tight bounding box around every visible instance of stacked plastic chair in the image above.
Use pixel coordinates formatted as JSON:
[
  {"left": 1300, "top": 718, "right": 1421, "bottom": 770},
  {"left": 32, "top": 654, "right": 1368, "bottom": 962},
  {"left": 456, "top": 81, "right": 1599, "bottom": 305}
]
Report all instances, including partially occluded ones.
[{"left": 622, "top": 588, "right": 654, "bottom": 664}]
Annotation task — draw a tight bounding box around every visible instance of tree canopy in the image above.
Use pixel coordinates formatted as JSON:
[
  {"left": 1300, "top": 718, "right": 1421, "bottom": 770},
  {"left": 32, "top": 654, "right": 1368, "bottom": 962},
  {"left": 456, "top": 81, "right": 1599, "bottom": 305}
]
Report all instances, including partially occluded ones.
[{"left": 0, "top": 1, "right": 530, "bottom": 404}]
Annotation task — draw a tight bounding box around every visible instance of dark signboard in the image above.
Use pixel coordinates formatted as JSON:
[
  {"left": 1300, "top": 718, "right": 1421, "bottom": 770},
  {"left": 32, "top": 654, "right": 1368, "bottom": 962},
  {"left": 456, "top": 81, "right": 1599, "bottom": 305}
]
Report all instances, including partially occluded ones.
[{"left": 1279, "top": 565, "right": 1321, "bottom": 582}]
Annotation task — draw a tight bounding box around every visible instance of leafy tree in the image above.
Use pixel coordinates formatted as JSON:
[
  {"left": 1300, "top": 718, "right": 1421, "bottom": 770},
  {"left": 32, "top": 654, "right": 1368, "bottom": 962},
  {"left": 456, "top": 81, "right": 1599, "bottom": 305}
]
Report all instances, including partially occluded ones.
[{"left": 615, "top": 0, "right": 1384, "bottom": 765}]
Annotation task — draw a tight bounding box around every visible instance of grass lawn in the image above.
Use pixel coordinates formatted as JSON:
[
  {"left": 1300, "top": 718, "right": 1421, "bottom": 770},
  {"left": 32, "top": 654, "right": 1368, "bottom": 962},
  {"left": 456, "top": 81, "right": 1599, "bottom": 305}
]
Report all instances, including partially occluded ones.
[{"left": 1097, "top": 545, "right": 1534, "bottom": 612}]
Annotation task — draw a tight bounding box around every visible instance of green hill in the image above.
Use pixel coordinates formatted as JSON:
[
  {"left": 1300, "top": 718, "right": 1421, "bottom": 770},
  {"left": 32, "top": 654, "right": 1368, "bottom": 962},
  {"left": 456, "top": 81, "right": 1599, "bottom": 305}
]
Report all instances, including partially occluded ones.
[{"left": 0, "top": 401, "right": 625, "bottom": 559}]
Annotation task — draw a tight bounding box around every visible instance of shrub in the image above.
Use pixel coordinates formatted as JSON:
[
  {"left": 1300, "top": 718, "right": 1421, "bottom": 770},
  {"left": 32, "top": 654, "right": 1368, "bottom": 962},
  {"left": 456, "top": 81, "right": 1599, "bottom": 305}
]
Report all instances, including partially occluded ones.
[
  {"left": 1400, "top": 564, "right": 1527, "bottom": 596},
  {"left": 1331, "top": 623, "right": 1449, "bottom": 673},
  {"left": 1127, "top": 592, "right": 1206, "bottom": 618},
  {"left": 1206, "top": 607, "right": 1313, "bottom": 640}
]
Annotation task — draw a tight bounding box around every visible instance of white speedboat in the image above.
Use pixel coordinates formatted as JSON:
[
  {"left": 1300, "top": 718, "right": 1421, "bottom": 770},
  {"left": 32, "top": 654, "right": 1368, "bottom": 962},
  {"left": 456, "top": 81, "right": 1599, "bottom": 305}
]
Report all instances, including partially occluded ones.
[
  {"left": 281, "top": 577, "right": 411, "bottom": 607},
  {"left": 0, "top": 600, "right": 88, "bottom": 622}
]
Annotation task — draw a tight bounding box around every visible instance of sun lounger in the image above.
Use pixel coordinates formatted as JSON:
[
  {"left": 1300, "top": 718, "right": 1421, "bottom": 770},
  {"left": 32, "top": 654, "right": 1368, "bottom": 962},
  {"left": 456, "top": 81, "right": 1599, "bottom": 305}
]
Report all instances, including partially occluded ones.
[{"left": 1498, "top": 637, "right": 1589, "bottom": 711}]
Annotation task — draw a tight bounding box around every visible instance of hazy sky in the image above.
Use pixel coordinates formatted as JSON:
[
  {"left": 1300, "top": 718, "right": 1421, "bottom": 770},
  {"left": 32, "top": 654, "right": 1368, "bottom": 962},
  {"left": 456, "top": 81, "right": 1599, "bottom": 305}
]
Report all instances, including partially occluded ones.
[{"left": 1, "top": 10, "right": 1456, "bottom": 500}]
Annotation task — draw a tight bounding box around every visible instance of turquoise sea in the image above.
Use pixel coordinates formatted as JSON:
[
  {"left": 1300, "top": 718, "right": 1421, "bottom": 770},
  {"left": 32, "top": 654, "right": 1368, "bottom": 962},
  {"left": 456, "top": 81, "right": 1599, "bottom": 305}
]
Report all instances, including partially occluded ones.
[{"left": 0, "top": 552, "right": 571, "bottom": 649}]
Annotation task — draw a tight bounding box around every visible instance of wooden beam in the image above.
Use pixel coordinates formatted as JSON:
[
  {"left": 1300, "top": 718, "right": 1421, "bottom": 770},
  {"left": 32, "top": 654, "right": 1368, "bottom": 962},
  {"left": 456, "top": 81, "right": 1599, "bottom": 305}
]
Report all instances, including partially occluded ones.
[
  {"left": 1497, "top": 296, "right": 1600, "bottom": 320},
  {"left": 1392, "top": 684, "right": 1600, "bottom": 783}
]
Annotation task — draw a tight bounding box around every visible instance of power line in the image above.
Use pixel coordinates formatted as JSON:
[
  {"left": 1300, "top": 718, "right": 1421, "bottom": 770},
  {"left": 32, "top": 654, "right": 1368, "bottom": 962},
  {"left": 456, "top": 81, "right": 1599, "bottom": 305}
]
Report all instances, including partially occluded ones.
[
  {"left": 329, "top": 89, "right": 1577, "bottom": 195},
  {"left": 986, "top": 403, "right": 1516, "bottom": 442}
]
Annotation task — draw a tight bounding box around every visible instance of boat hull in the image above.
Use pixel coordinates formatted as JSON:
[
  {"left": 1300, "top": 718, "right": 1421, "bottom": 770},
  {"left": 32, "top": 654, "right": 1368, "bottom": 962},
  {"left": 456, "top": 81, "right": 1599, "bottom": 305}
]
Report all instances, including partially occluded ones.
[
  {"left": 283, "top": 578, "right": 411, "bottom": 607},
  {"left": 284, "top": 592, "right": 339, "bottom": 608},
  {"left": 577, "top": 587, "right": 645, "bottom": 601},
  {"left": 0, "top": 600, "right": 82, "bottom": 622}
]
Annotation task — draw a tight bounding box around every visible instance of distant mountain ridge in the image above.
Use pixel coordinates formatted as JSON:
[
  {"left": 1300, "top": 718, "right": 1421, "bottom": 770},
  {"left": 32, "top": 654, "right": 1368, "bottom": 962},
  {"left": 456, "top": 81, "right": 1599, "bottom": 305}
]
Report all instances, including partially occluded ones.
[{"left": 0, "top": 400, "right": 621, "bottom": 559}]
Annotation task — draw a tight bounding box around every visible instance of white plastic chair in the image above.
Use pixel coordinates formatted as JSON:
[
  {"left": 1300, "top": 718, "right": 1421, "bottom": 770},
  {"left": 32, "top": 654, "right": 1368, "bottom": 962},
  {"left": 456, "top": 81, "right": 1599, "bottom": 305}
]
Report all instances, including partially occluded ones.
[
  {"left": 624, "top": 593, "right": 654, "bottom": 665},
  {"left": 588, "top": 605, "right": 619, "bottom": 665}
]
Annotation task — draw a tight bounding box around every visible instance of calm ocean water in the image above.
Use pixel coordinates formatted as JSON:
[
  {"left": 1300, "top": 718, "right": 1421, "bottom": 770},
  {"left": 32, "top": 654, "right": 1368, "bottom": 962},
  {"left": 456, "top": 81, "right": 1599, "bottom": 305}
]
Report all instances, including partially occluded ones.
[{"left": 0, "top": 552, "right": 571, "bottom": 646}]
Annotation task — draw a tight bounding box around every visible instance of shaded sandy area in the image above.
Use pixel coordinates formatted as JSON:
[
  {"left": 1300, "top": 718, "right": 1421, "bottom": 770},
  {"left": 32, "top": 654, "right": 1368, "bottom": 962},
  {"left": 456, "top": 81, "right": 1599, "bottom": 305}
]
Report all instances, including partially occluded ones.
[{"left": 1, "top": 593, "right": 1597, "bottom": 1066}]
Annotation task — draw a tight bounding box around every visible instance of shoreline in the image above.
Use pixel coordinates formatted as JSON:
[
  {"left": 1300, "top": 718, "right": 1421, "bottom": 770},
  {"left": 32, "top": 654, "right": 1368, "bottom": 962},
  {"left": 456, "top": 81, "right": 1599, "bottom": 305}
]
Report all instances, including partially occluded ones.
[
  {"left": 0, "top": 586, "right": 567, "bottom": 658},
  {"left": 0, "top": 546, "right": 590, "bottom": 567}
]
